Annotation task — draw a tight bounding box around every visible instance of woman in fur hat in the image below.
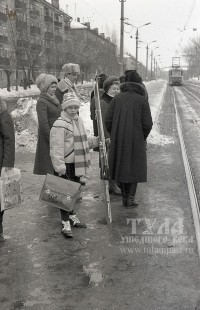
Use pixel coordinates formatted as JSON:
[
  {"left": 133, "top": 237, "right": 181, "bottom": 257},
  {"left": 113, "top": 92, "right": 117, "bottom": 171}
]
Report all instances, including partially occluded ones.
[
  {"left": 33, "top": 74, "right": 62, "bottom": 175},
  {"left": 105, "top": 71, "right": 153, "bottom": 208},
  {"left": 50, "top": 92, "right": 99, "bottom": 238},
  {"left": 0, "top": 97, "right": 15, "bottom": 240}
]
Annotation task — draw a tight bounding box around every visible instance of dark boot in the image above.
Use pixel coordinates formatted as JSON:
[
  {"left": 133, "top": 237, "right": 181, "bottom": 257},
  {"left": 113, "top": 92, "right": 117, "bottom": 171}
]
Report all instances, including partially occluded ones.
[
  {"left": 109, "top": 180, "right": 121, "bottom": 196},
  {"left": 126, "top": 183, "right": 139, "bottom": 208},
  {"left": 119, "top": 183, "right": 127, "bottom": 206}
]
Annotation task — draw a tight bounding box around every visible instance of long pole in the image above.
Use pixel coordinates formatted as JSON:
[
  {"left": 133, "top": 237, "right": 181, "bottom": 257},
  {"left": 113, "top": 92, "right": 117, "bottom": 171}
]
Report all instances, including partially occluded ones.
[
  {"left": 146, "top": 44, "right": 149, "bottom": 80},
  {"left": 150, "top": 50, "right": 153, "bottom": 80},
  {"left": 119, "top": 0, "right": 125, "bottom": 75},
  {"left": 135, "top": 28, "right": 138, "bottom": 70}
]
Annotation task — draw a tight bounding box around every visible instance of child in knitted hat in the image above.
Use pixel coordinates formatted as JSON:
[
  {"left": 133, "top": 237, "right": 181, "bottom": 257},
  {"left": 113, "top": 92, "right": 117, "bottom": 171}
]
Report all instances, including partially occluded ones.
[{"left": 50, "top": 92, "right": 99, "bottom": 238}]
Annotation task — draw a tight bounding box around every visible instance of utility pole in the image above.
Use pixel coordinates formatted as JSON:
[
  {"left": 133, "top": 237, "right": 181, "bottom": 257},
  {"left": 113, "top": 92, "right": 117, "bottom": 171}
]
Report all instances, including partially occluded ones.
[
  {"left": 146, "top": 44, "right": 149, "bottom": 80},
  {"left": 150, "top": 50, "right": 153, "bottom": 80},
  {"left": 119, "top": 0, "right": 126, "bottom": 75},
  {"left": 135, "top": 28, "right": 138, "bottom": 71}
]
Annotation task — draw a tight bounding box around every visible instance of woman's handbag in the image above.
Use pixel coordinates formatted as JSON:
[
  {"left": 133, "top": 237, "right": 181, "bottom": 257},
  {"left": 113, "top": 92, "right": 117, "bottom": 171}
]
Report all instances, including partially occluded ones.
[
  {"left": 39, "top": 174, "right": 81, "bottom": 212},
  {"left": 0, "top": 168, "right": 24, "bottom": 211}
]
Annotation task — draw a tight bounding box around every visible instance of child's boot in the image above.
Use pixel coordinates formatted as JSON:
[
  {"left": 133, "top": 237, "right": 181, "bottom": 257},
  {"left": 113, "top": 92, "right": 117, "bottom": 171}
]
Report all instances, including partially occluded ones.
[{"left": 61, "top": 221, "right": 73, "bottom": 238}]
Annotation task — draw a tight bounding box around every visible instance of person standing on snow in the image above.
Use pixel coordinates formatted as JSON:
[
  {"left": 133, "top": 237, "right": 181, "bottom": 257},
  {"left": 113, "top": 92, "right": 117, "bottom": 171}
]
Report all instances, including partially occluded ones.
[
  {"left": 50, "top": 92, "right": 99, "bottom": 238},
  {"left": 90, "top": 73, "right": 108, "bottom": 152},
  {"left": 100, "top": 76, "right": 121, "bottom": 196},
  {"left": 105, "top": 71, "right": 153, "bottom": 208},
  {"left": 0, "top": 97, "right": 15, "bottom": 240},
  {"left": 33, "top": 74, "right": 61, "bottom": 175},
  {"left": 55, "top": 63, "right": 80, "bottom": 105}
]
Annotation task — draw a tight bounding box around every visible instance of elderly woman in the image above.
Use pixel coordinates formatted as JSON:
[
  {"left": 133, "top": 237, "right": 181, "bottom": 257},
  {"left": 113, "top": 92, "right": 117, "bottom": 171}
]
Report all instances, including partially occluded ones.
[
  {"left": 33, "top": 74, "right": 62, "bottom": 175},
  {"left": 105, "top": 71, "right": 153, "bottom": 208}
]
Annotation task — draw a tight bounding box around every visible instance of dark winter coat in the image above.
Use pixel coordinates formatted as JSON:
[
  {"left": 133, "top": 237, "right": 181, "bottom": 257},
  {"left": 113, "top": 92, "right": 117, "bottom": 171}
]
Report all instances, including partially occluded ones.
[
  {"left": 33, "top": 92, "right": 62, "bottom": 175},
  {"left": 105, "top": 82, "right": 153, "bottom": 183},
  {"left": 90, "top": 88, "right": 104, "bottom": 137},
  {"left": 100, "top": 92, "right": 113, "bottom": 139},
  {"left": 0, "top": 98, "right": 15, "bottom": 175}
]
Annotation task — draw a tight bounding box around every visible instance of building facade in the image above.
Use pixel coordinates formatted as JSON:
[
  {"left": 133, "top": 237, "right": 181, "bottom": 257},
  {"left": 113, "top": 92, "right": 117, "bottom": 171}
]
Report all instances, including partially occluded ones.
[{"left": 0, "top": 0, "right": 119, "bottom": 88}]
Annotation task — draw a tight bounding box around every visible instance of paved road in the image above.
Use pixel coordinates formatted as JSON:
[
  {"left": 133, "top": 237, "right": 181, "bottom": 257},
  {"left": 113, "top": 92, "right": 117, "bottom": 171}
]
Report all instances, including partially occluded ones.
[{"left": 1, "top": 82, "right": 200, "bottom": 310}]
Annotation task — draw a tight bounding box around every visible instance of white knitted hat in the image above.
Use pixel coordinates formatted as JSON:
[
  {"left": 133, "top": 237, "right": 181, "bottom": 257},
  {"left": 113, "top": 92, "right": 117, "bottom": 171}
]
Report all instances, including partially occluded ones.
[
  {"left": 62, "top": 92, "right": 81, "bottom": 110},
  {"left": 62, "top": 63, "right": 80, "bottom": 75},
  {"left": 36, "top": 73, "right": 58, "bottom": 92}
]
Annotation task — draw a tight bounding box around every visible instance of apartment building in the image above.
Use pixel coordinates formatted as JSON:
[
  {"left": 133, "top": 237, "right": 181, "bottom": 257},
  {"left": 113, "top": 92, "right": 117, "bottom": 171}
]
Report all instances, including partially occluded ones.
[{"left": 0, "top": 0, "right": 119, "bottom": 88}]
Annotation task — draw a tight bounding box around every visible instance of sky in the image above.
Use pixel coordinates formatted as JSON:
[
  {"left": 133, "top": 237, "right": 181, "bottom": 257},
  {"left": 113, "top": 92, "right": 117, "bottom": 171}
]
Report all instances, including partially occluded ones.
[{"left": 53, "top": 0, "right": 200, "bottom": 69}]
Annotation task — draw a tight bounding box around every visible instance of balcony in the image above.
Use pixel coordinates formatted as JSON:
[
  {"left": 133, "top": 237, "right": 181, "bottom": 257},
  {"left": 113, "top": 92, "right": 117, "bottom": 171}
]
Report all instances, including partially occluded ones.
[
  {"left": 17, "top": 39, "right": 29, "bottom": 48},
  {"left": 45, "top": 31, "right": 53, "bottom": 40},
  {"left": 16, "top": 20, "right": 27, "bottom": 30},
  {"left": 0, "top": 56, "right": 9, "bottom": 66},
  {"left": 15, "top": 0, "right": 26, "bottom": 9},
  {"left": 54, "top": 21, "right": 62, "bottom": 28},
  {"left": 0, "top": 12, "right": 7, "bottom": 22},
  {"left": 30, "top": 10, "right": 40, "bottom": 17},
  {"left": 55, "top": 35, "right": 63, "bottom": 43},
  {"left": 0, "top": 35, "right": 8, "bottom": 44},
  {"left": 31, "top": 43, "right": 42, "bottom": 51},
  {"left": 44, "top": 15, "right": 53, "bottom": 23},
  {"left": 30, "top": 26, "right": 41, "bottom": 36}
]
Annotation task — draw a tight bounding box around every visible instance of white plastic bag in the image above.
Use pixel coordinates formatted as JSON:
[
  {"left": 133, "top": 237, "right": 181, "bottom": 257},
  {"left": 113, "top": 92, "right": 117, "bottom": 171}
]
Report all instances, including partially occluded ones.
[{"left": 0, "top": 168, "right": 24, "bottom": 211}]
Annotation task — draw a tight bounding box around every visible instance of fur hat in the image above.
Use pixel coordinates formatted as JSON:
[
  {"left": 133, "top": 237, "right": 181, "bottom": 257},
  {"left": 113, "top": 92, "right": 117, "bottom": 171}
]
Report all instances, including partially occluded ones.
[
  {"left": 62, "top": 63, "right": 80, "bottom": 75},
  {"left": 125, "top": 70, "right": 142, "bottom": 84},
  {"left": 36, "top": 73, "right": 58, "bottom": 92},
  {"left": 62, "top": 92, "right": 81, "bottom": 110},
  {"left": 103, "top": 76, "right": 119, "bottom": 93}
]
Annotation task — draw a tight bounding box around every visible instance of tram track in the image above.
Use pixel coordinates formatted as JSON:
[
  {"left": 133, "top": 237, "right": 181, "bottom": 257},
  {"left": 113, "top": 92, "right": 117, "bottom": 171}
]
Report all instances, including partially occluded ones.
[{"left": 171, "top": 87, "right": 200, "bottom": 257}]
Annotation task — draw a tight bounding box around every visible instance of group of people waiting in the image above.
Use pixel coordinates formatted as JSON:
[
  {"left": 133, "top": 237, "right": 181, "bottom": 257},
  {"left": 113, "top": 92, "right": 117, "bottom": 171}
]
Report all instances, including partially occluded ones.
[{"left": 0, "top": 62, "right": 153, "bottom": 241}]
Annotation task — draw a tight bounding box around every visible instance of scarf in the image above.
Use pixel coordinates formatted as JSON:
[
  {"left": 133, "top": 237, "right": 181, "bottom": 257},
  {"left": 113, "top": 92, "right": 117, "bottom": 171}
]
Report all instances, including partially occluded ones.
[
  {"left": 58, "top": 78, "right": 80, "bottom": 99},
  {"left": 62, "top": 112, "right": 90, "bottom": 176}
]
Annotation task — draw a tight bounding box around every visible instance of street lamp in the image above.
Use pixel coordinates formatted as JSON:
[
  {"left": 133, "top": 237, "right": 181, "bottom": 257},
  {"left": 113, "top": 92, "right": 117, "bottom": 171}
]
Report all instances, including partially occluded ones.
[
  {"left": 124, "top": 21, "right": 151, "bottom": 70},
  {"left": 150, "top": 46, "right": 159, "bottom": 80},
  {"left": 154, "top": 55, "right": 160, "bottom": 79},
  {"left": 139, "top": 40, "right": 157, "bottom": 80}
]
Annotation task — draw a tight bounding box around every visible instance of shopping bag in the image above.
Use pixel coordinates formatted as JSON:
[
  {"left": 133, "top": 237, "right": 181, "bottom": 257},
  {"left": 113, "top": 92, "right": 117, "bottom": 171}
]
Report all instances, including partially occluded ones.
[
  {"left": 39, "top": 174, "right": 81, "bottom": 212},
  {"left": 0, "top": 168, "right": 24, "bottom": 211}
]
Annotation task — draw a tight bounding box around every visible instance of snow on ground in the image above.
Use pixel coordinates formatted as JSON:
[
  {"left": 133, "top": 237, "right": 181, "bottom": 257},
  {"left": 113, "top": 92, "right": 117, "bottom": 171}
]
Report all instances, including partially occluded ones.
[
  {"left": 6, "top": 79, "right": 172, "bottom": 152},
  {"left": 145, "top": 80, "right": 174, "bottom": 146},
  {"left": 0, "top": 85, "right": 40, "bottom": 98}
]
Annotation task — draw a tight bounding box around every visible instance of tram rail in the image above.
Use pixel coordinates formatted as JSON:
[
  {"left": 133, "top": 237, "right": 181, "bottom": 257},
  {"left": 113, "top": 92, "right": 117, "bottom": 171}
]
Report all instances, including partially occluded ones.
[{"left": 171, "top": 87, "right": 200, "bottom": 258}]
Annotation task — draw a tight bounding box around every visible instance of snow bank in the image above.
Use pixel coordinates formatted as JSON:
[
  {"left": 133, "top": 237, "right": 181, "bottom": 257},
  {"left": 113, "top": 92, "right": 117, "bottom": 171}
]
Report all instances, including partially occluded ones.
[{"left": 146, "top": 80, "right": 174, "bottom": 146}]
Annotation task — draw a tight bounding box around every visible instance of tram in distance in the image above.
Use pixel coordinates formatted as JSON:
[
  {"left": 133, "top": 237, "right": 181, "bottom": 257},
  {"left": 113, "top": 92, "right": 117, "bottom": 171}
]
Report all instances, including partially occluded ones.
[{"left": 168, "top": 67, "right": 184, "bottom": 86}]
